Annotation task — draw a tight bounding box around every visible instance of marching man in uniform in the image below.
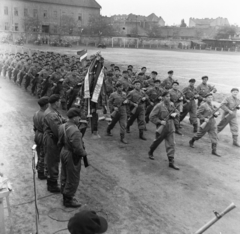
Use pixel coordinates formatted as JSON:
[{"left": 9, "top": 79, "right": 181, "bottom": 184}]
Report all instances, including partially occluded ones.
[
  {"left": 217, "top": 88, "right": 240, "bottom": 147},
  {"left": 148, "top": 91, "right": 180, "bottom": 170},
  {"left": 189, "top": 93, "right": 221, "bottom": 156}
]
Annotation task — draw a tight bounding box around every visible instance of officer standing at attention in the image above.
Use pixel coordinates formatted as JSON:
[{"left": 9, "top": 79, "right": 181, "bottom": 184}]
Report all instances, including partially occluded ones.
[{"left": 58, "top": 108, "right": 87, "bottom": 208}]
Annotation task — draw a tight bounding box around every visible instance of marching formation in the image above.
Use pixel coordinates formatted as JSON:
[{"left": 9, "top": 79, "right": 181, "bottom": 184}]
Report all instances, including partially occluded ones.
[{"left": 0, "top": 48, "right": 240, "bottom": 208}]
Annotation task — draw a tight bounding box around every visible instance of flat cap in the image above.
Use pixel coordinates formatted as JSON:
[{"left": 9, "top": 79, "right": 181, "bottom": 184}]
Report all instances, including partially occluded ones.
[
  {"left": 151, "top": 71, "right": 158, "bottom": 75},
  {"left": 154, "top": 79, "right": 161, "bottom": 83},
  {"left": 49, "top": 94, "right": 60, "bottom": 104},
  {"left": 133, "top": 80, "right": 141, "bottom": 85},
  {"left": 202, "top": 76, "right": 208, "bottom": 80},
  {"left": 162, "top": 91, "right": 170, "bottom": 97},
  {"left": 168, "top": 70, "right": 173, "bottom": 74},
  {"left": 38, "top": 96, "right": 49, "bottom": 106},
  {"left": 115, "top": 82, "right": 123, "bottom": 88},
  {"left": 67, "top": 108, "right": 81, "bottom": 118},
  {"left": 172, "top": 81, "right": 179, "bottom": 85}
]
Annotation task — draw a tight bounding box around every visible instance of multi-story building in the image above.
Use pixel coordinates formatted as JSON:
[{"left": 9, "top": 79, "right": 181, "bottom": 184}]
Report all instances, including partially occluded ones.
[
  {"left": 0, "top": 0, "right": 101, "bottom": 34},
  {"left": 189, "top": 17, "right": 229, "bottom": 28}
]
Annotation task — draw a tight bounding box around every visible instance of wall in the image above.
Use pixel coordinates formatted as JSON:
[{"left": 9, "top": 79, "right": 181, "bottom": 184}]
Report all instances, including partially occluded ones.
[{"left": 0, "top": 0, "right": 100, "bottom": 32}]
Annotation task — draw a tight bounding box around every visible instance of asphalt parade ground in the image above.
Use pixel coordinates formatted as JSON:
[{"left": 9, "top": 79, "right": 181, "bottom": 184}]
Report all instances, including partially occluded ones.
[{"left": 0, "top": 46, "right": 240, "bottom": 234}]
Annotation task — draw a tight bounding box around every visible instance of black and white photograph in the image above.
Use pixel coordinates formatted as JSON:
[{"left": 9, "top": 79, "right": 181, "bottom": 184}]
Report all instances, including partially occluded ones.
[{"left": 0, "top": 0, "right": 239, "bottom": 233}]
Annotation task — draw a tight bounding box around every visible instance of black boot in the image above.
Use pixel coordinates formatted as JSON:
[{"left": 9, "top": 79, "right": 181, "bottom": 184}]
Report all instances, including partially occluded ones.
[
  {"left": 38, "top": 171, "right": 47, "bottom": 180},
  {"left": 211, "top": 143, "right": 221, "bottom": 157},
  {"left": 106, "top": 126, "right": 113, "bottom": 136},
  {"left": 139, "top": 130, "right": 147, "bottom": 140},
  {"left": 63, "top": 196, "right": 82, "bottom": 208},
  {"left": 126, "top": 125, "right": 130, "bottom": 133},
  {"left": 47, "top": 180, "right": 61, "bottom": 193},
  {"left": 148, "top": 149, "right": 154, "bottom": 160},
  {"left": 189, "top": 138, "right": 195, "bottom": 148},
  {"left": 169, "top": 159, "right": 180, "bottom": 170},
  {"left": 120, "top": 134, "right": 128, "bottom": 144},
  {"left": 175, "top": 125, "right": 183, "bottom": 136},
  {"left": 193, "top": 124, "right": 198, "bottom": 133}
]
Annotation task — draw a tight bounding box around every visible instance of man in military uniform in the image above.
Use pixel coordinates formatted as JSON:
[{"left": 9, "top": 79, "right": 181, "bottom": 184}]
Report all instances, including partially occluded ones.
[
  {"left": 146, "top": 71, "right": 158, "bottom": 87},
  {"left": 24, "top": 60, "right": 38, "bottom": 91},
  {"left": 161, "top": 70, "right": 176, "bottom": 90},
  {"left": 196, "top": 76, "right": 217, "bottom": 106},
  {"left": 58, "top": 108, "right": 87, "bottom": 208},
  {"left": 180, "top": 79, "right": 199, "bottom": 132},
  {"left": 145, "top": 79, "right": 164, "bottom": 123},
  {"left": 107, "top": 83, "right": 129, "bottom": 144},
  {"left": 118, "top": 71, "right": 133, "bottom": 93},
  {"left": 169, "top": 81, "right": 185, "bottom": 135},
  {"left": 33, "top": 96, "right": 49, "bottom": 180},
  {"left": 43, "top": 94, "right": 66, "bottom": 193},
  {"left": 217, "top": 88, "right": 240, "bottom": 147},
  {"left": 104, "top": 72, "right": 115, "bottom": 97},
  {"left": 189, "top": 93, "right": 221, "bottom": 156},
  {"left": 126, "top": 80, "right": 149, "bottom": 140},
  {"left": 148, "top": 91, "right": 180, "bottom": 170}
]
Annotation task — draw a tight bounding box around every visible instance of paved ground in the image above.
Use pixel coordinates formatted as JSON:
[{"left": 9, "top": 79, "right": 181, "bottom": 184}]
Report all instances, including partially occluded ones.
[{"left": 0, "top": 47, "right": 240, "bottom": 234}]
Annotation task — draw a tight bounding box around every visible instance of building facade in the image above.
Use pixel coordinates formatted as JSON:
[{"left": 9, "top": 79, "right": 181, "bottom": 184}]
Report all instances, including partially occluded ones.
[
  {"left": 0, "top": 0, "right": 101, "bottom": 34},
  {"left": 189, "top": 17, "right": 230, "bottom": 28}
]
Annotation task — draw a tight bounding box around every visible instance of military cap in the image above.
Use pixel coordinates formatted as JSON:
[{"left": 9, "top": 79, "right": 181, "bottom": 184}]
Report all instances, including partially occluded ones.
[
  {"left": 231, "top": 88, "right": 239, "bottom": 92},
  {"left": 141, "top": 67, "right": 146, "bottom": 70},
  {"left": 172, "top": 81, "right": 179, "bottom": 85},
  {"left": 115, "top": 68, "right": 120, "bottom": 72},
  {"left": 114, "top": 66, "right": 119, "bottom": 69},
  {"left": 115, "top": 82, "right": 123, "bottom": 88},
  {"left": 168, "top": 70, "right": 174, "bottom": 74},
  {"left": 154, "top": 79, "right": 161, "bottom": 83},
  {"left": 110, "top": 64, "right": 115, "bottom": 66},
  {"left": 128, "top": 65, "right": 133, "bottom": 68},
  {"left": 49, "top": 94, "right": 60, "bottom": 104},
  {"left": 205, "top": 93, "right": 213, "bottom": 98},
  {"left": 189, "top": 79, "right": 196, "bottom": 83},
  {"left": 133, "top": 80, "right": 141, "bottom": 85},
  {"left": 127, "top": 68, "right": 132, "bottom": 71},
  {"left": 202, "top": 76, "right": 208, "bottom": 80},
  {"left": 38, "top": 96, "right": 49, "bottom": 107},
  {"left": 138, "top": 72, "right": 144, "bottom": 76},
  {"left": 151, "top": 71, "right": 158, "bottom": 75},
  {"left": 162, "top": 91, "right": 170, "bottom": 97},
  {"left": 122, "top": 70, "right": 128, "bottom": 74},
  {"left": 107, "top": 72, "right": 113, "bottom": 77},
  {"left": 67, "top": 108, "right": 81, "bottom": 119}
]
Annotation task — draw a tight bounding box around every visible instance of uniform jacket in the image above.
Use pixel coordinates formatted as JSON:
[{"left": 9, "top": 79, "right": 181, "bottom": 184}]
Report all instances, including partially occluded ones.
[
  {"left": 33, "top": 109, "right": 45, "bottom": 145},
  {"left": 196, "top": 83, "right": 216, "bottom": 100},
  {"left": 127, "top": 89, "right": 149, "bottom": 107},
  {"left": 146, "top": 86, "right": 164, "bottom": 103},
  {"left": 221, "top": 95, "right": 240, "bottom": 116},
  {"left": 197, "top": 102, "right": 216, "bottom": 121},
  {"left": 109, "top": 91, "right": 127, "bottom": 113},
  {"left": 161, "top": 77, "right": 175, "bottom": 90}
]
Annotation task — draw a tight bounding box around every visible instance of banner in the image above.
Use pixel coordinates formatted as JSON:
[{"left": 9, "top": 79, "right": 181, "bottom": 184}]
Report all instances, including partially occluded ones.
[
  {"left": 77, "top": 49, "right": 87, "bottom": 61},
  {"left": 84, "top": 69, "right": 90, "bottom": 99},
  {"left": 91, "top": 68, "right": 104, "bottom": 103}
]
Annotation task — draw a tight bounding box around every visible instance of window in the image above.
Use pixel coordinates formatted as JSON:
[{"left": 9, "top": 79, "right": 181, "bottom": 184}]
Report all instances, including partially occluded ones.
[
  {"left": 53, "top": 11, "right": 57, "bottom": 18},
  {"left": 14, "top": 7, "right": 18, "bottom": 16},
  {"left": 43, "top": 10, "right": 47, "bottom": 18},
  {"left": 4, "top": 22, "right": 9, "bottom": 31},
  {"left": 33, "top": 9, "right": 38, "bottom": 18},
  {"left": 15, "top": 23, "right": 19, "bottom": 31},
  {"left": 4, "top": 6, "right": 8, "bottom": 15},
  {"left": 78, "top": 13, "right": 82, "bottom": 21},
  {"left": 53, "top": 25, "right": 58, "bottom": 34},
  {"left": 24, "top": 8, "right": 28, "bottom": 17}
]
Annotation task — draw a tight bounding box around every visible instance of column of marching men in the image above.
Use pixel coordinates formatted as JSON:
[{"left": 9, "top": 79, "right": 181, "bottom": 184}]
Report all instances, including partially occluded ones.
[{"left": 0, "top": 50, "right": 240, "bottom": 208}]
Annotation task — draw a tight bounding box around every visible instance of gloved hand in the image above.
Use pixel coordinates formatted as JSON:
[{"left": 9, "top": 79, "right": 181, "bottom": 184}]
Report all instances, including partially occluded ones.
[
  {"left": 170, "top": 113, "right": 177, "bottom": 118},
  {"left": 142, "top": 97, "right": 146, "bottom": 101},
  {"left": 123, "top": 100, "right": 129, "bottom": 104}
]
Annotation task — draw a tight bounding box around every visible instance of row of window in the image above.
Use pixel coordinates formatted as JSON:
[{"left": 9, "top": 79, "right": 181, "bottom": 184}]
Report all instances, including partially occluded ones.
[
  {"left": 4, "top": 22, "right": 19, "bottom": 31},
  {"left": 3, "top": 6, "right": 82, "bottom": 20}
]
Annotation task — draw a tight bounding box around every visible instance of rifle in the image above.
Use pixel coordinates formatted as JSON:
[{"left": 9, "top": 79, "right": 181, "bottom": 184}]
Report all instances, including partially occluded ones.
[
  {"left": 223, "top": 102, "right": 240, "bottom": 119},
  {"left": 131, "top": 98, "right": 143, "bottom": 115},
  {"left": 156, "top": 103, "right": 180, "bottom": 134},
  {"left": 111, "top": 99, "right": 128, "bottom": 118},
  {"left": 200, "top": 104, "right": 223, "bottom": 129},
  {"left": 67, "top": 83, "right": 82, "bottom": 110}
]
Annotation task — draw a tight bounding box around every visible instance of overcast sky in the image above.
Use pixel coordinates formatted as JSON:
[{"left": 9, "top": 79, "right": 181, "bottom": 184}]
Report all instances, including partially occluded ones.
[{"left": 98, "top": 0, "right": 240, "bottom": 26}]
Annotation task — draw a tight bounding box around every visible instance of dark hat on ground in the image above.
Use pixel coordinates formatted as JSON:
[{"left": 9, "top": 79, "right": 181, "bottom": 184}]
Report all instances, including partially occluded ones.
[
  {"left": 67, "top": 108, "right": 81, "bottom": 119},
  {"left": 172, "top": 81, "right": 179, "bottom": 85},
  {"left": 168, "top": 70, "right": 173, "bottom": 74},
  {"left": 205, "top": 93, "right": 213, "bottom": 98},
  {"left": 189, "top": 78, "right": 196, "bottom": 83},
  {"left": 133, "top": 80, "right": 141, "bottom": 85},
  {"left": 49, "top": 94, "right": 60, "bottom": 104},
  {"left": 231, "top": 88, "right": 239, "bottom": 92},
  {"left": 115, "top": 82, "right": 123, "bottom": 87},
  {"left": 154, "top": 79, "right": 161, "bottom": 83},
  {"left": 162, "top": 91, "right": 170, "bottom": 97},
  {"left": 68, "top": 210, "right": 108, "bottom": 234},
  {"left": 202, "top": 76, "right": 208, "bottom": 80},
  {"left": 38, "top": 96, "right": 49, "bottom": 106},
  {"left": 151, "top": 71, "right": 158, "bottom": 75}
]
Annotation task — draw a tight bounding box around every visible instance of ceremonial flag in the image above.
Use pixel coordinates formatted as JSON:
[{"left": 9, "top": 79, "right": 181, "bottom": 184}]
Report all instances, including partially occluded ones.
[
  {"left": 91, "top": 67, "right": 104, "bottom": 103},
  {"left": 84, "top": 69, "right": 90, "bottom": 99},
  {"left": 77, "top": 49, "right": 87, "bottom": 61}
]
